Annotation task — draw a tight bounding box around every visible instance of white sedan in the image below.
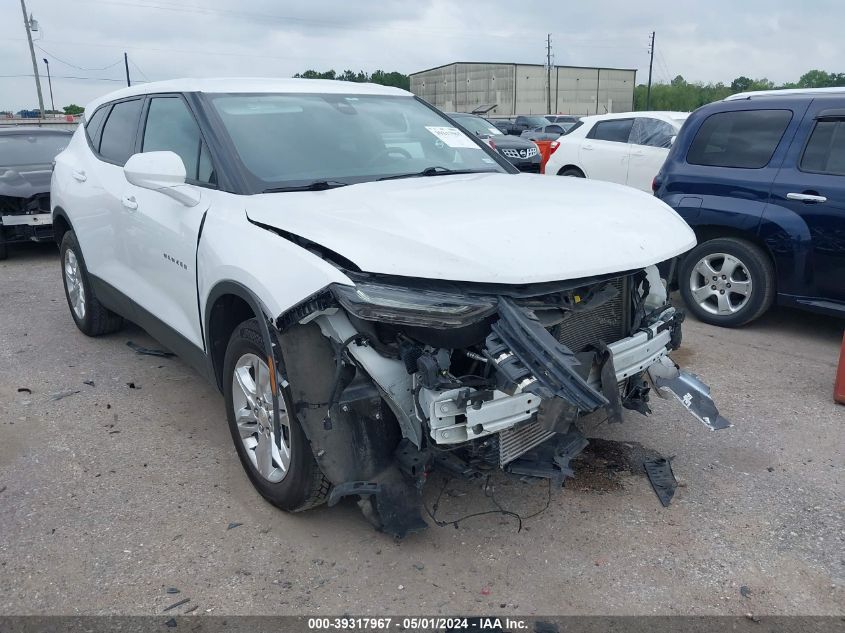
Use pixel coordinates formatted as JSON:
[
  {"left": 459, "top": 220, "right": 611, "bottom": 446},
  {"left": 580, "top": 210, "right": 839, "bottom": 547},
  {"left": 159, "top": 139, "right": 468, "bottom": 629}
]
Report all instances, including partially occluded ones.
[{"left": 544, "top": 111, "right": 688, "bottom": 192}]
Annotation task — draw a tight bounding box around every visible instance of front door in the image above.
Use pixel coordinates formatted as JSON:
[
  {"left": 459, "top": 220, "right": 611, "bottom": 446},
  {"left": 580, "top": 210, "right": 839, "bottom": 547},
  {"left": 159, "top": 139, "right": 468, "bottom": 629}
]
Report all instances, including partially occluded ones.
[
  {"left": 626, "top": 117, "right": 675, "bottom": 193},
  {"left": 120, "top": 95, "right": 215, "bottom": 348},
  {"left": 766, "top": 99, "right": 845, "bottom": 303}
]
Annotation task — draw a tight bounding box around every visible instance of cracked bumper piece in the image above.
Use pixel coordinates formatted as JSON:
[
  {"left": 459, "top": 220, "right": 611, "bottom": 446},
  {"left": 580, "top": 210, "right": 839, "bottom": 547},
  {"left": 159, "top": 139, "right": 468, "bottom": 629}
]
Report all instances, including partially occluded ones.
[{"left": 647, "top": 355, "right": 732, "bottom": 430}]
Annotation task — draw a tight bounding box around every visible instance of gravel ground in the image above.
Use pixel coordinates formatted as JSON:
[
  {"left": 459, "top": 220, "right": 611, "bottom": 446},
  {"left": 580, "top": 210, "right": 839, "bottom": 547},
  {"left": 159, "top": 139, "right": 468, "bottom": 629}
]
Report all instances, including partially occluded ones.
[{"left": 0, "top": 243, "right": 843, "bottom": 616}]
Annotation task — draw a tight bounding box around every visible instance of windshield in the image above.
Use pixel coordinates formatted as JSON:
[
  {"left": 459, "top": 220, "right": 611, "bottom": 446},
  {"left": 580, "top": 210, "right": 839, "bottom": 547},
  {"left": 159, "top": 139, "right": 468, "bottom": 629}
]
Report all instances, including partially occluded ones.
[
  {"left": 453, "top": 114, "right": 504, "bottom": 138},
  {"left": 208, "top": 93, "right": 507, "bottom": 191},
  {"left": 0, "top": 133, "right": 71, "bottom": 167}
]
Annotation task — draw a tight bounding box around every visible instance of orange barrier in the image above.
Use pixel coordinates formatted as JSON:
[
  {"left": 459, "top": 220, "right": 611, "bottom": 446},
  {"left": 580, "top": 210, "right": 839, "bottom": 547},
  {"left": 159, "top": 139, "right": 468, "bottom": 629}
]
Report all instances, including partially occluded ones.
[
  {"left": 533, "top": 140, "right": 553, "bottom": 174},
  {"left": 835, "top": 332, "right": 845, "bottom": 405}
]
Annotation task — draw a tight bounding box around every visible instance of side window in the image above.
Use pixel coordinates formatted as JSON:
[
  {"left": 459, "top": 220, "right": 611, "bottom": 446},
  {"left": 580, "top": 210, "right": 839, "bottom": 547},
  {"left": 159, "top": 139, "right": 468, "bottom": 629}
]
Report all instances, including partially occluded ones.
[
  {"left": 687, "top": 109, "right": 792, "bottom": 169},
  {"left": 800, "top": 119, "right": 845, "bottom": 175},
  {"left": 85, "top": 106, "right": 109, "bottom": 151},
  {"left": 99, "top": 99, "right": 143, "bottom": 165},
  {"left": 588, "top": 119, "right": 634, "bottom": 143},
  {"left": 142, "top": 97, "right": 215, "bottom": 184},
  {"left": 630, "top": 118, "right": 676, "bottom": 148},
  {"left": 548, "top": 125, "right": 563, "bottom": 134}
]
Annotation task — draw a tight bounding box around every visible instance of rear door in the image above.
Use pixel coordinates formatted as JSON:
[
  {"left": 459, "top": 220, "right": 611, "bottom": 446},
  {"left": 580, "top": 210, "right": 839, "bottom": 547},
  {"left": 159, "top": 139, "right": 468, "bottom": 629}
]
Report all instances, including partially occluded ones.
[
  {"left": 766, "top": 99, "right": 845, "bottom": 303},
  {"left": 626, "top": 117, "right": 676, "bottom": 192},
  {"left": 81, "top": 97, "right": 144, "bottom": 292},
  {"left": 579, "top": 118, "right": 633, "bottom": 185}
]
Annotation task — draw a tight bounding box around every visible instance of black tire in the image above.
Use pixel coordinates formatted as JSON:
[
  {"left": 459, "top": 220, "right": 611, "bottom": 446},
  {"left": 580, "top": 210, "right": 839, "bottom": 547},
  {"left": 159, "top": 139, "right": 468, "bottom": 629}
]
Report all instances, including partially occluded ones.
[
  {"left": 558, "top": 167, "right": 585, "bottom": 178},
  {"left": 679, "top": 237, "right": 775, "bottom": 327},
  {"left": 60, "top": 230, "right": 124, "bottom": 336},
  {"left": 0, "top": 234, "right": 7, "bottom": 261},
  {"left": 223, "top": 318, "right": 329, "bottom": 512}
]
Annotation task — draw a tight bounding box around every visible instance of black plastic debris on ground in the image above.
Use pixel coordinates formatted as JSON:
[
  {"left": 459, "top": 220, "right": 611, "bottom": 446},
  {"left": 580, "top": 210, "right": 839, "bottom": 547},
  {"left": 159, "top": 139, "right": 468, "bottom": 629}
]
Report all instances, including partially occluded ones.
[
  {"left": 644, "top": 457, "right": 677, "bottom": 507},
  {"left": 227, "top": 522, "right": 243, "bottom": 530},
  {"left": 127, "top": 340, "right": 175, "bottom": 357},
  {"left": 162, "top": 598, "right": 190, "bottom": 612},
  {"left": 17, "top": 387, "right": 31, "bottom": 394}
]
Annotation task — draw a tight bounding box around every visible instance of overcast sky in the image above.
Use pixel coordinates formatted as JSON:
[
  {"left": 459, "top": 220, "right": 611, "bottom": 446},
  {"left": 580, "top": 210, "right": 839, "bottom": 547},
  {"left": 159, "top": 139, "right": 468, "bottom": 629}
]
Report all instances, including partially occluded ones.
[{"left": 2, "top": 0, "right": 842, "bottom": 112}]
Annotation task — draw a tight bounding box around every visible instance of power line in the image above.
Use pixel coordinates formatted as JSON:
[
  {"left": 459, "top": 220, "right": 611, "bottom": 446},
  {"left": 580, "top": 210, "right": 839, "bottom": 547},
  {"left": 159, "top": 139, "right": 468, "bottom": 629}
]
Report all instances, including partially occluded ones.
[
  {"left": 0, "top": 73, "right": 126, "bottom": 82},
  {"left": 128, "top": 58, "right": 150, "bottom": 82},
  {"left": 35, "top": 44, "right": 123, "bottom": 72}
]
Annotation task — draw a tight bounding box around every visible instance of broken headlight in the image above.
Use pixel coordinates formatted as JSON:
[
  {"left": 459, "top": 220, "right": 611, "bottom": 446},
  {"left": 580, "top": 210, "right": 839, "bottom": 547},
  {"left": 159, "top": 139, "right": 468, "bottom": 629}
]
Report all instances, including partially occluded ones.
[{"left": 331, "top": 282, "right": 497, "bottom": 328}]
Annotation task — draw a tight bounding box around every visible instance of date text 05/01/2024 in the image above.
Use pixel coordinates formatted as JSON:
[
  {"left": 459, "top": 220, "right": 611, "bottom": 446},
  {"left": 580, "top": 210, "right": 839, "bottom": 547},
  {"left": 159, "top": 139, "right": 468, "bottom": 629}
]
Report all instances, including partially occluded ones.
[{"left": 307, "top": 617, "right": 530, "bottom": 631}]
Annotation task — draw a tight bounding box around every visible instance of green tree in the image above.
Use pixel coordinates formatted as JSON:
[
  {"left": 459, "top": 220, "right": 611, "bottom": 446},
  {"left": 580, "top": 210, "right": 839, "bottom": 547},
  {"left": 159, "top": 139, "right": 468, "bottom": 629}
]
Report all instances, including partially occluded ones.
[
  {"left": 293, "top": 69, "right": 410, "bottom": 90},
  {"left": 62, "top": 104, "right": 84, "bottom": 115}
]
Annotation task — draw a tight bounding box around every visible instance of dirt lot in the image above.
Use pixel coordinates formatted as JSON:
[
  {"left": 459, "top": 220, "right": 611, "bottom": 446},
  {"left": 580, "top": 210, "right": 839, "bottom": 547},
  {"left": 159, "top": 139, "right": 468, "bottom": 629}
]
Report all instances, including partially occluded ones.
[{"left": 1, "top": 243, "right": 843, "bottom": 616}]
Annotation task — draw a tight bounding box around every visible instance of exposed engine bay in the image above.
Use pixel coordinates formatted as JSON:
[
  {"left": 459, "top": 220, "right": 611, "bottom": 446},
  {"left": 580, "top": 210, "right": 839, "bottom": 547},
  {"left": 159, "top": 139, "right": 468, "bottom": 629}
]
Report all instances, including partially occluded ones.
[{"left": 267, "top": 265, "right": 730, "bottom": 537}]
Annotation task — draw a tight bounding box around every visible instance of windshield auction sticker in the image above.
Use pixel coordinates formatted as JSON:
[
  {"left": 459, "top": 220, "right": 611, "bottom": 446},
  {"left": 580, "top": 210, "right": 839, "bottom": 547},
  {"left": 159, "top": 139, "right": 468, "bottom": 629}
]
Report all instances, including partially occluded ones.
[{"left": 424, "top": 126, "right": 480, "bottom": 148}]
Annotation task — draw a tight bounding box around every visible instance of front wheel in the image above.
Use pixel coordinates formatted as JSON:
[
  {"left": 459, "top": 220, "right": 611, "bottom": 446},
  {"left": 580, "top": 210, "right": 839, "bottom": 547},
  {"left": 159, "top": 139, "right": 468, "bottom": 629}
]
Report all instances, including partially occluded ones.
[
  {"left": 223, "top": 319, "right": 329, "bottom": 512},
  {"left": 679, "top": 237, "right": 775, "bottom": 327}
]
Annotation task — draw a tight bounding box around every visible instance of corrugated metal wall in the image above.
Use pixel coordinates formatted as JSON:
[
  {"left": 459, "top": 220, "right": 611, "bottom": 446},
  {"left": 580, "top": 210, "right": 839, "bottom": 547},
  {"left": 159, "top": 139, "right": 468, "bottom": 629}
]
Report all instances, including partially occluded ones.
[{"left": 409, "top": 63, "right": 636, "bottom": 116}]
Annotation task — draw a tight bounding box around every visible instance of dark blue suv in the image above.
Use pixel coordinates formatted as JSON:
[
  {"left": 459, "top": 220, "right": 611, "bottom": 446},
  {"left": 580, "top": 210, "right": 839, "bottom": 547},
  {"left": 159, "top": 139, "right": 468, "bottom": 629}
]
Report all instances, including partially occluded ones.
[{"left": 654, "top": 89, "right": 845, "bottom": 327}]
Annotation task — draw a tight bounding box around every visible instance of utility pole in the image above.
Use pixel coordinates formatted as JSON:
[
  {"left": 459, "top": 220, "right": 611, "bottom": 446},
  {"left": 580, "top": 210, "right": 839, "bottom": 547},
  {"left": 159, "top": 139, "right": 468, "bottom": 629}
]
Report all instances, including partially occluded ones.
[
  {"left": 546, "top": 33, "right": 552, "bottom": 114},
  {"left": 42, "top": 58, "right": 55, "bottom": 113},
  {"left": 646, "top": 31, "right": 655, "bottom": 110},
  {"left": 20, "top": 0, "right": 45, "bottom": 119},
  {"left": 124, "top": 52, "right": 131, "bottom": 87}
]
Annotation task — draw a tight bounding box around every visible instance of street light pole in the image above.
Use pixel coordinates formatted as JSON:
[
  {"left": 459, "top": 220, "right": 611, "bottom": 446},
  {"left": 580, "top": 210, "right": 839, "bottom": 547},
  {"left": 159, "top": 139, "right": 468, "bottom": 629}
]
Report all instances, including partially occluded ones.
[
  {"left": 19, "top": 0, "right": 45, "bottom": 119},
  {"left": 43, "top": 58, "right": 55, "bottom": 113}
]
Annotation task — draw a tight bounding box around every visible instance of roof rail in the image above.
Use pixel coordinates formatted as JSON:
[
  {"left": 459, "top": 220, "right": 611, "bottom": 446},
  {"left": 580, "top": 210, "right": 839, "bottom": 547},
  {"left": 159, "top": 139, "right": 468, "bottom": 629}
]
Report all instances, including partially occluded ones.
[{"left": 725, "top": 87, "right": 845, "bottom": 101}]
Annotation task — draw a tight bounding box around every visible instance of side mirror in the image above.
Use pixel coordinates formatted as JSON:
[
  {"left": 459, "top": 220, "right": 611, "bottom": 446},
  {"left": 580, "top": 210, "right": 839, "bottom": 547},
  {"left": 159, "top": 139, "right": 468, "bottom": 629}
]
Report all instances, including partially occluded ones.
[{"left": 124, "top": 151, "right": 200, "bottom": 207}]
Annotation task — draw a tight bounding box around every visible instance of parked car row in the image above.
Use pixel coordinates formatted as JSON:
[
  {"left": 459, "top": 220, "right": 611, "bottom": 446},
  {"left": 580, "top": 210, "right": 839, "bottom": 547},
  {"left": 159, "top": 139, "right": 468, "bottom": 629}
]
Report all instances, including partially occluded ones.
[{"left": 449, "top": 112, "right": 542, "bottom": 172}]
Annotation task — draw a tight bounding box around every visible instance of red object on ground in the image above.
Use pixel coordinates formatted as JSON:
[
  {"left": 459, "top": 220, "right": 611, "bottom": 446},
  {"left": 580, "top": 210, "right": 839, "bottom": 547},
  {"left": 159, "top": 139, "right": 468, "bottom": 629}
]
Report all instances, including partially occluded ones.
[{"left": 835, "top": 332, "right": 845, "bottom": 405}]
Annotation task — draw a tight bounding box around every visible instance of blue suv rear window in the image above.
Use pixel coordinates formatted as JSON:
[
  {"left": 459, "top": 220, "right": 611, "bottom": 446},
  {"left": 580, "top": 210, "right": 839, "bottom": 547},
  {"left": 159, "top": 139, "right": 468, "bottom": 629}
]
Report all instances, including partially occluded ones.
[{"left": 687, "top": 109, "right": 792, "bottom": 169}]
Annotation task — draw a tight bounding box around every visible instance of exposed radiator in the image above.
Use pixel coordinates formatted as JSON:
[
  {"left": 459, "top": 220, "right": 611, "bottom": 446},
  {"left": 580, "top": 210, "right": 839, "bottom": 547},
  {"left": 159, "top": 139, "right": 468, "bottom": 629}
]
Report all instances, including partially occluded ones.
[
  {"left": 497, "top": 419, "right": 556, "bottom": 467},
  {"left": 554, "top": 276, "right": 629, "bottom": 352}
]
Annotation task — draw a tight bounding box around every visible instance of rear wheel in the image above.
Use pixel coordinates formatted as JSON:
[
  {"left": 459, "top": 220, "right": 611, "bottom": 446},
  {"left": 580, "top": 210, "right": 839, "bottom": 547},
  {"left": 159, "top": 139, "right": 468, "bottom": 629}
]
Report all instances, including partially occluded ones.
[
  {"left": 558, "top": 167, "right": 585, "bottom": 178},
  {"left": 60, "top": 230, "right": 124, "bottom": 336},
  {"left": 679, "top": 237, "right": 775, "bottom": 327},
  {"left": 223, "top": 319, "right": 329, "bottom": 512}
]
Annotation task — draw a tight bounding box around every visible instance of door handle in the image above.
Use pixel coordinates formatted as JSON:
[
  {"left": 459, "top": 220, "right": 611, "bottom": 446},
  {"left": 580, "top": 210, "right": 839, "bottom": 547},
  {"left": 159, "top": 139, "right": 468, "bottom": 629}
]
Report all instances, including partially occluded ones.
[
  {"left": 787, "top": 192, "right": 827, "bottom": 203},
  {"left": 582, "top": 144, "right": 593, "bottom": 151},
  {"left": 631, "top": 150, "right": 644, "bottom": 156},
  {"left": 122, "top": 195, "right": 139, "bottom": 211},
  {"left": 72, "top": 170, "right": 87, "bottom": 182}
]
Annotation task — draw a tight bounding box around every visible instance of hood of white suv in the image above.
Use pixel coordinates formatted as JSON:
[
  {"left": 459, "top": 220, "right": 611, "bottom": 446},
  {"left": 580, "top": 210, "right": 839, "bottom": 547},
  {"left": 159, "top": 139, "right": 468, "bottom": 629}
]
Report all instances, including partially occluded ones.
[{"left": 246, "top": 173, "right": 695, "bottom": 284}]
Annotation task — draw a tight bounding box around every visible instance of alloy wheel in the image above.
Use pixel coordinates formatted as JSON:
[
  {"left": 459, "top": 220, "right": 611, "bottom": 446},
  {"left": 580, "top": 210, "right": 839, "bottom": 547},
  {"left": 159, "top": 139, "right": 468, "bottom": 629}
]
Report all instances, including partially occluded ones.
[
  {"left": 64, "top": 249, "right": 86, "bottom": 320},
  {"left": 231, "top": 353, "right": 291, "bottom": 482},
  {"left": 688, "top": 252, "right": 753, "bottom": 315}
]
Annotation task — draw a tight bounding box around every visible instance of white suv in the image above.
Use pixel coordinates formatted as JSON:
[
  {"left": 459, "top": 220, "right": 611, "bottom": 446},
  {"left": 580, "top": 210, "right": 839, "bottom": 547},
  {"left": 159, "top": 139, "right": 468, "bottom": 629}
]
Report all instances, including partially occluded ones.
[{"left": 51, "top": 78, "right": 727, "bottom": 536}]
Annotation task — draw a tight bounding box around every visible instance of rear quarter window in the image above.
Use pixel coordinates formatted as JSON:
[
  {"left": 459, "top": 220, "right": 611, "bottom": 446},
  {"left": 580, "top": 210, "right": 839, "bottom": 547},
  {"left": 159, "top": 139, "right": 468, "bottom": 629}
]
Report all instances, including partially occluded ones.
[
  {"left": 687, "top": 109, "right": 792, "bottom": 169},
  {"left": 800, "top": 119, "right": 845, "bottom": 176}
]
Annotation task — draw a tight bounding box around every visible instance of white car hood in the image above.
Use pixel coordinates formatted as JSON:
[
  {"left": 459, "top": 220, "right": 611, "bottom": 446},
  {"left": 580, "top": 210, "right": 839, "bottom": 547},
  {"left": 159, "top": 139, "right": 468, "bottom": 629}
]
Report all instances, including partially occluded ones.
[{"left": 245, "top": 173, "right": 695, "bottom": 284}]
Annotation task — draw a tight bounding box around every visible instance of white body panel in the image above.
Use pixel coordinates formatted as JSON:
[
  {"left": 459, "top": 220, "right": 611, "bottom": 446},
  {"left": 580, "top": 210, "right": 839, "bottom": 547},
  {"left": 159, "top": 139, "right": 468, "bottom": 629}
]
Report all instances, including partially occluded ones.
[
  {"left": 245, "top": 173, "right": 695, "bottom": 284},
  {"left": 626, "top": 144, "right": 670, "bottom": 193}
]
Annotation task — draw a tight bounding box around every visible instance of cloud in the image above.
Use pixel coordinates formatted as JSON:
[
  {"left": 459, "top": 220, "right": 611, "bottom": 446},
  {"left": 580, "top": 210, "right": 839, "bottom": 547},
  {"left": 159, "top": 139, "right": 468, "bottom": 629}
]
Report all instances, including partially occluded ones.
[{"left": 1, "top": 0, "right": 842, "bottom": 111}]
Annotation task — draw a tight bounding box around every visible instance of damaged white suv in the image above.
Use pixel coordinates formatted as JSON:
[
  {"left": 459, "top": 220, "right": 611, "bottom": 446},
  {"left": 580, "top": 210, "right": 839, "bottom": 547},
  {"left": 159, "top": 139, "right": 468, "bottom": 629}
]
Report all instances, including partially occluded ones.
[{"left": 51, "top": 79, "right": 729, "bottom": 537}]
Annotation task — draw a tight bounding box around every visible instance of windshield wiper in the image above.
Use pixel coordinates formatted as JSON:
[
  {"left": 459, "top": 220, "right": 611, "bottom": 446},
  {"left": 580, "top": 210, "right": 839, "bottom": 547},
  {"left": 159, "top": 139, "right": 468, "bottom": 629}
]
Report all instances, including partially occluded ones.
[
  {"left": 378, "top": 167, "right": 496, "bottom": 181},
  {"left": 263, "top": 180, "right": 350, "bottom": 193}
]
